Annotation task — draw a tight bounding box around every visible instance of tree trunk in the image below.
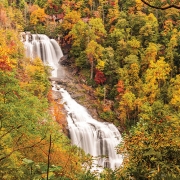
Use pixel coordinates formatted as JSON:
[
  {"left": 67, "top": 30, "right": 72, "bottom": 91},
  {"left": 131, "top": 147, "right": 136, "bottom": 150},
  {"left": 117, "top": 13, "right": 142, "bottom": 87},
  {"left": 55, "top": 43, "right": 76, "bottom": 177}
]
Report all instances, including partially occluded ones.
[{"left": 90, "top": 60, "right": 94, "bottom": 80}]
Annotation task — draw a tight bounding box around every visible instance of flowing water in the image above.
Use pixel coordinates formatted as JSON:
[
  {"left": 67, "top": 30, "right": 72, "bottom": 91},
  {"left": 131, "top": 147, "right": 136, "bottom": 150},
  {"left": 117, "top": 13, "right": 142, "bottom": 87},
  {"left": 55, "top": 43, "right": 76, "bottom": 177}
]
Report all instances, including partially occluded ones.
[
  {"left": 22, "top": 33, "right": 63, "bottom": 77},
  {"left": 22, "top": 33, "right": 123, "bottom": 171},
  {"left": 56, "top": 87, "right": 123, "bottom": 171}
]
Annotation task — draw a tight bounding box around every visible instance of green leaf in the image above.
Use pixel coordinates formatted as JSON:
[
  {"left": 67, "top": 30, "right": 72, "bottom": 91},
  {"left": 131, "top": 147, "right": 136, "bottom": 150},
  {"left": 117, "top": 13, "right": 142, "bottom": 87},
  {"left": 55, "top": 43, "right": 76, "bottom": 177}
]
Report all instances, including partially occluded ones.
[
  {"left": 49, "top": 165, "right": 62, "bottom": 172},
  {"left": 143, "top": 149, "right": 156, "bottom": 156},
  {"left": 23, "top": 158, "right": 34, "bottom": 166}
]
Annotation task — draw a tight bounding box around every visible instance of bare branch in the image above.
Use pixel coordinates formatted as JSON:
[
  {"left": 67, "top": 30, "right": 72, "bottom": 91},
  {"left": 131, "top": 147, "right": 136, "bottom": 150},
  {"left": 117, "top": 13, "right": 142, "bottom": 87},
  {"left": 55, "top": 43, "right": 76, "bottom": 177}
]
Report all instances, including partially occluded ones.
[
  {"left": 0, "top": 125, "right": 22, "bottom": 139},
  {"left": 0, "top": 135, "right": 47, "bottom": 162},
  {"left": 141, "top": 0, "right": 180, "bottom": 10},
  {"left": 46, "top": 134, "right": 51, "bottom": 180}
]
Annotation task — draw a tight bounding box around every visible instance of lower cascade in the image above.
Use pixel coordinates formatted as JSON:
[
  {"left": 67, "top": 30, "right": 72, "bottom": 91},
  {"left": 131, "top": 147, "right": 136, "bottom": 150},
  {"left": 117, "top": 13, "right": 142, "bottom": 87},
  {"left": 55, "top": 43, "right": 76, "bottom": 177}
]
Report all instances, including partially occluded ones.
[
  {"left": 53, "top": 87, "right": 123, "bottom": 170},
  {"left": 22, "top": 33, "right": 123, "bottom": 171}
]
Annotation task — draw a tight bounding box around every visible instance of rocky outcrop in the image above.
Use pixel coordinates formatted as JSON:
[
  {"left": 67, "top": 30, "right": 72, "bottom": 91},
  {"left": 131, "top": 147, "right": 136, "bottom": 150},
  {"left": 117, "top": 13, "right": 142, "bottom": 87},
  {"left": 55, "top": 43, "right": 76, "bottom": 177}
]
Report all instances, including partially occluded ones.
[
  {"left": 50, "top": 65, "right": 102, "bottom": 121},
  {"left": 59, "top": 54, "right": 69, "bottom": 65}
]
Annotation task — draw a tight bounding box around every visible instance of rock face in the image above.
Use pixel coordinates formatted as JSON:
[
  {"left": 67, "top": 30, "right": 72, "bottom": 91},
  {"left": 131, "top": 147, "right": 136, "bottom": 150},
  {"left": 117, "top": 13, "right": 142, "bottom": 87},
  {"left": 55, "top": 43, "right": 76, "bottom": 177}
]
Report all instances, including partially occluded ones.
[
  {"left": 59, "top": 54, "right": 69, "bottom": 65},
  {"left": 50, "top": 65, "right": 101, "bottom": 121}
]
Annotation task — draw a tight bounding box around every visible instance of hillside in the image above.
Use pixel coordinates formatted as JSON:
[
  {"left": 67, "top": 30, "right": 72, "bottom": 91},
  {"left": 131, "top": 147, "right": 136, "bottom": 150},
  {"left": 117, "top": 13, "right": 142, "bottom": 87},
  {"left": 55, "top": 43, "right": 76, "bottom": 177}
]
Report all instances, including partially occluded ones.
[{"left": 0, "top": 0, "right": 180, "bottom": 179}]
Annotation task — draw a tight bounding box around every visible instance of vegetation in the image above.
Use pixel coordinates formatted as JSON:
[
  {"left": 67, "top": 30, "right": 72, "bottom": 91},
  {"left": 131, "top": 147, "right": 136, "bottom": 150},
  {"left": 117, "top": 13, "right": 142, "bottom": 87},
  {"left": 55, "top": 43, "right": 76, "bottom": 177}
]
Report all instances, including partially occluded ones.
[
  {"left": 0, "top": 4, "right": 95, "bottom": 180},
  {"left": 0, "top": 0, "right": 180, "bottom": 179}
]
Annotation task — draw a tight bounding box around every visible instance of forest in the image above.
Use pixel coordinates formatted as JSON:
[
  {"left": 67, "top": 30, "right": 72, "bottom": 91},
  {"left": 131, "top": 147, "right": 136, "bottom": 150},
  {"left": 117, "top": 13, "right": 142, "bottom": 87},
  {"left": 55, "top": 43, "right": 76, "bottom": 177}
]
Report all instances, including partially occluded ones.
[{"left": 0, "top": 0, "right": 180, "bottom": 179}]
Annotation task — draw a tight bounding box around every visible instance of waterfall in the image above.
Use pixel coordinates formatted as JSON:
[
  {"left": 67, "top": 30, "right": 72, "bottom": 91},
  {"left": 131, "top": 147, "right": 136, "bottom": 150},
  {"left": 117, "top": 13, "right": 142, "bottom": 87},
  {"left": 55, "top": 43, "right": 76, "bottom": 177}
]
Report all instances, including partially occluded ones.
[
  {"left": 22, "top": 33, "right": 123, "bottom": 171},
  {"left": 21, "top": 33, "right": 63, "bottom": 77},
  {"left": 54, "top": 87, "right": 123, "bottom": 171}
]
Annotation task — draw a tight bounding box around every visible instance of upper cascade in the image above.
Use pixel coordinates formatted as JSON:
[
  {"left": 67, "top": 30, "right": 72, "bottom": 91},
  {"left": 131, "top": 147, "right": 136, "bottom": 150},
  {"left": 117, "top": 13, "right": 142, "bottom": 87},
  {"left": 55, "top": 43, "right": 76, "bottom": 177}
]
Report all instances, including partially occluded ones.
[{"left": 21, "top": 32, "right": 63, "bottom": 77}]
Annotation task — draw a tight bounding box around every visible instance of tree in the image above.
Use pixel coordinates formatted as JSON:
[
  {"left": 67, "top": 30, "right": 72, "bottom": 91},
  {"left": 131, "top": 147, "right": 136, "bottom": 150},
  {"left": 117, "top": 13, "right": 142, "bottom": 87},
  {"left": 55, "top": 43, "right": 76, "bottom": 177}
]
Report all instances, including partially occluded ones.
[
  {"left": 118, "top": 91, "right": 136, "bottom": 126},
  {"left": 164, "top": 28, "right": 179, "bottom": 76},
  {"left": 141, "top": 42, "right": 160, "bottom": 72},
  {"left": 45, "top": 0, "right": 63, "bottom": 14},
  {"left": 30, "top": 5, "right": 47, "bottom": 30},
  {"left": 103, "top": 47, "right": 119, "bottom": 88},
  {"left": 116, "top": 80, "right": 125, "bottom": 95},
  {"left": 0, "top": 129, "right": 23, "bottom": 179},
  {"left": 34, "top": 0, "right": 47, "bottom": 8},
  {"left": 139, "top": 13, "right": 159, "bottom": 46},
  {"left": 20, "top": 58, "right": 50, "bottom": 99},
  {"left": 117, "top": 114, "right": 180, "bottom": 180},
  {"left": 142, "top": 57, "right": 171, "bottom": 105},
  {"left": 88, "top": 17, "right": 107, "bottom": 43},
  {"left": 0, "top": 47, "right": 16, "bottom": 71},
  {"left": 127, "top": 38, "right": 141, "bottom": 55},
  {"left": 105, "top": 0, "right": 120, "bottom": 30},
  {"left": 60, "top": 10, "right": 81, "bottom": 45},
  {"left": 69, "top": 17, "right": 107, "bottom": 87},
  {"left": 62, "top": 10, "right": 81, "bottom": 31},
  {"left": 94, "top": 69, "right": 106, "bottom": 85},
  {"left": 85, "top": 40, "right": 104, "bottom": 80},
  {"left": 0, "top": 67, "right": 50, "bottom": 179},
  {"left": 128, "top": 63, "right": 142, "bottom": 95},
  {"left": 168, "top": 74, "right": 180, "bottom": 111},
  {"left": 70, "top": 19, "right": 89, "bottom": 63},
  {"left": 0, "top": 6, "right": 8, "bottom": 28}
]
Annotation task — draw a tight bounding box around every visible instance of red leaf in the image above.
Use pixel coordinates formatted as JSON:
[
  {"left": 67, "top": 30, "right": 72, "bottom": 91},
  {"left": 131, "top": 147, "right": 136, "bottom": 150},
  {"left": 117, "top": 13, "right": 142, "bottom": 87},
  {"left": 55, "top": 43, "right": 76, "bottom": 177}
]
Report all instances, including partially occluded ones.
[
  {"left": 116, "top": 80, "right": 124, "bottom": 93},
  {"left": 94, "top": 69, "right": 106, "bottom": 85}
]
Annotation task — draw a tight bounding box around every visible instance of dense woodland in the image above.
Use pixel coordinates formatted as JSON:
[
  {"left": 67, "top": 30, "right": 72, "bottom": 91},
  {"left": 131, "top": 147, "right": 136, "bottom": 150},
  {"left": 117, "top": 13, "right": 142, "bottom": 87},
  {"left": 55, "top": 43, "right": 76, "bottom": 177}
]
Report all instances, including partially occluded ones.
[{"left": 0, "top": 0, "right": 180, "bottom": 179}]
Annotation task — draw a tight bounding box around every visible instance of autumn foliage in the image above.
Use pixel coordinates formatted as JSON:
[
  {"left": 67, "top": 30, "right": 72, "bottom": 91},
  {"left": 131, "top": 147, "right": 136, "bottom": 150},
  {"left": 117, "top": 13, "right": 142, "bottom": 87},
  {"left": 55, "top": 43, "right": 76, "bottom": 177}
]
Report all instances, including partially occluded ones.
[
  {"left": 0, "top": 29, "right": 20, "bottom": 71},
  {"left": 1, "top": 0, "right": 180, "bottom": 179},
  {"left": 0, "top": 4, "right": 88, "bottom": 179},
  {"left": 94, "top": 69, "right": 106, "bottom": 85},
  {"left": 116, "top": 80, "right": 125, "bottom": 94},
  {"left": 0, "top": 48, "right": 14, "bottom": 71}
]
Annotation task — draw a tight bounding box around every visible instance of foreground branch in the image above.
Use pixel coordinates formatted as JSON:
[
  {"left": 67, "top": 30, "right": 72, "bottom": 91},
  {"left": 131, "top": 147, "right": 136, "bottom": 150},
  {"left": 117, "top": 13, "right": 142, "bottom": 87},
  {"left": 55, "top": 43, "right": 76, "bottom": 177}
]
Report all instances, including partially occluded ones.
[
  {"left": 0, "top": 125, "right": 22, "bottom": 139},
  {"left": 141, "top": 0, "right": 180, "bottom": 10},
  {"left": 0, "top": 135, "right": 47, "bottom": 162},
  {"left": 47, "top": 134, "right": 52, "bottom": 180}
]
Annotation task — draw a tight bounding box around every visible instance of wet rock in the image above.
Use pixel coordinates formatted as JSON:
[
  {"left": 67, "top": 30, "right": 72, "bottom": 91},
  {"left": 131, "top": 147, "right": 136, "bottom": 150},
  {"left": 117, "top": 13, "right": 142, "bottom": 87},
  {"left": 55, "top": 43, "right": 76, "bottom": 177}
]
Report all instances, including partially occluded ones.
[
  {"left": 71, "top": 94, "right": 84, "bottom": 99},
  {"left": 52, "top": 90, "right": 62, "bottom": 100},
  {"left": 59, "top": 54, "right": 69, "bottom": 65},
  {"left": 56, "top": 79, "right": 68, "bottom": 86}
]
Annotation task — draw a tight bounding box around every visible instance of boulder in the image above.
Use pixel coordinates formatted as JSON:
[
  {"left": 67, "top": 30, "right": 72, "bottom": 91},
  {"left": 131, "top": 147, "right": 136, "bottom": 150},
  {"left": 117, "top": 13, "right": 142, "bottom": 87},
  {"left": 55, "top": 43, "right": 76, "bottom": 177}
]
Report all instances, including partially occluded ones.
[{"left": 59, "top": 54, "right": 69, "bottom": 65}]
